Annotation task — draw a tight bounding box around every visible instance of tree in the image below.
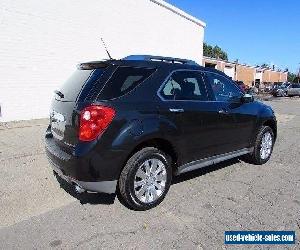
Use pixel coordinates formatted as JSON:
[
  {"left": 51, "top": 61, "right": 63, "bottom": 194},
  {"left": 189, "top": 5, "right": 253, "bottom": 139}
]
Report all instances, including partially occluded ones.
[
  {"left": 260, "top": 63, "right": 270, "bottom": 68},
  {"left": 203, "top": 43, "right": 228, "bottom": 61},
  {"left": 203, "top": 43, "right": 213, "bottom": 58},
  {"left": 288, "top": 72, "right": 297, "bottom": 82}
]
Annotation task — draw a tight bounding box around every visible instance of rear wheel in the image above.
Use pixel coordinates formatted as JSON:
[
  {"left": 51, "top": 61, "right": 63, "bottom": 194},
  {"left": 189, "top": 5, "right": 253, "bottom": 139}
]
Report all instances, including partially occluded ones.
[
  {"left": 245, "top": 126, "right": 274, "bottom": 165},
  {"left": 118, "top": 147, "right": 172, "bottom": 210}
]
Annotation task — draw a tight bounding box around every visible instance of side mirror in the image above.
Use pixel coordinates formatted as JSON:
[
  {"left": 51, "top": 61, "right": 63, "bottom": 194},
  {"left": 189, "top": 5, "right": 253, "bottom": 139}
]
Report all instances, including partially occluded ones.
[{"left": 241, "top": 93, "right": 254, "bottom": 103}]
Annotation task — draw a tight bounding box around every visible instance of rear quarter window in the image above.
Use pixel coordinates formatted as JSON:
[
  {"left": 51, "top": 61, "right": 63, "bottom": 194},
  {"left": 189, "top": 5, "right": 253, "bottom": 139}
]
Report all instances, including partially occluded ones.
[
  {"left": 58, "top": 69, "right": 104, "bottom": 101},
  {"left": 97, "top": 66, "right": 155, "bottom": 99},
  {"left": 59, "top": 70, "right": 93, "bottom": 101}
]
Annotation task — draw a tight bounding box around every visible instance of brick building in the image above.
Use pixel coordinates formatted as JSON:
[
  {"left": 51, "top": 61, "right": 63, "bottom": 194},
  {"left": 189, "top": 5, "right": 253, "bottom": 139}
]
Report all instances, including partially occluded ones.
[
  {"left": 236, "top": 64, "right": 256, "bottom": 86},
  {"left": 203, "top": 56, "right": 288, "bottom": 87}
]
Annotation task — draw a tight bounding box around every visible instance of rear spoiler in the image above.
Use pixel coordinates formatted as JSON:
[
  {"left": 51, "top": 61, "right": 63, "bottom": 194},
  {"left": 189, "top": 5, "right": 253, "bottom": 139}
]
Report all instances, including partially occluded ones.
[{"left": 77, "top": 60, "right": 112, "bottom": 70}]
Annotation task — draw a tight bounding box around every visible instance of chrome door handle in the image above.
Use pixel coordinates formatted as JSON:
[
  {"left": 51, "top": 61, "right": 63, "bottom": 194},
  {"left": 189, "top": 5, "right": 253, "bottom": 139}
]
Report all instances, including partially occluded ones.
[
  {"left": 218, "top": 109, "right": 228, "bottom": 114},
  {"left": 169, "top": 108, "right": 184, "bottom": 113}
]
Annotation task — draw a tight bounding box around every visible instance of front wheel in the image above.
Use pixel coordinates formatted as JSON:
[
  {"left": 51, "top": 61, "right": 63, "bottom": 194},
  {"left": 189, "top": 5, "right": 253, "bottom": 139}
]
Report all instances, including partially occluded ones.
[
  {"left": 118, "top": 147, "right": 172, "bottom": 210},
  {"left": 245, "top": 126, "right": 274, "bottom": 165}
]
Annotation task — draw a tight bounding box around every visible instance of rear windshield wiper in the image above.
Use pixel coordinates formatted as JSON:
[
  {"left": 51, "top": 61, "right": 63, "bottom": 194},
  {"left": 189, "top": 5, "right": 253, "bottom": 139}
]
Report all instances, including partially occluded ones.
[{"left": 54, "top": 90, "right": 64, "bottom": 99}]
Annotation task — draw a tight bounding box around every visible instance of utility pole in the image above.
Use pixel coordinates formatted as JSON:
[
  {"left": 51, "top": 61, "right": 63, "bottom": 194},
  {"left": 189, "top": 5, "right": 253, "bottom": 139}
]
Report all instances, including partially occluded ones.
[
  {"left": 234, "top": 59, "right": 238, "bottom": 81},
  {"left": 298, "top": 63, "right": 300, "bottom": 83}
]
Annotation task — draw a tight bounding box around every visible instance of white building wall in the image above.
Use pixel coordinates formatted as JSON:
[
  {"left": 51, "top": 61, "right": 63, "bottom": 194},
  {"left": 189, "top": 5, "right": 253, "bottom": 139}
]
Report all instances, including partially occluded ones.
[
  {"left": 224, "top": 66, "right": 235, "bottom": 79},
  {"left": 255, "top": 71, "right": 263, "bottom": 81},
  {"left": 0, "top": 0, "right": 205, "bottom": 122}
]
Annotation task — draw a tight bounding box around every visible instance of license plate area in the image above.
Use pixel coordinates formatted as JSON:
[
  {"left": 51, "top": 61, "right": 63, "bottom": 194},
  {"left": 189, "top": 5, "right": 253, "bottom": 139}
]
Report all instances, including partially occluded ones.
[{"left": 51, "top": 111, "right": 66, "bottom": 140}]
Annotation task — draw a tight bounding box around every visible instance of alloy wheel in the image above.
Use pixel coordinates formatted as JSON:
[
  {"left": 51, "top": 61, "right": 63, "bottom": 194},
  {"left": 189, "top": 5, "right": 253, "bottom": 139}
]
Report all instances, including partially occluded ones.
[
  {"left": 134, "top": 158, "right": 167, "bottom": 203},
  {"left": 260, "top": 131, "right": 273, "bottom": 160}
]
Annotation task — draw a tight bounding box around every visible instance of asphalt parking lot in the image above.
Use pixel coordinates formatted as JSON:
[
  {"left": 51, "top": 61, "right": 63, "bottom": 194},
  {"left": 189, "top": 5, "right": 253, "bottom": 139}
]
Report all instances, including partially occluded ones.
[{"left": 0, "top": 97, "right": 299, "bottom": 249}]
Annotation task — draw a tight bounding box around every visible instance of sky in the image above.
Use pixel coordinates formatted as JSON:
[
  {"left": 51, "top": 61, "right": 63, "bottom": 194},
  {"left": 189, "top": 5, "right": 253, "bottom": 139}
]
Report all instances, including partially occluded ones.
[{"left": 167, "top": 0, "right": 300, "bottom": 73}]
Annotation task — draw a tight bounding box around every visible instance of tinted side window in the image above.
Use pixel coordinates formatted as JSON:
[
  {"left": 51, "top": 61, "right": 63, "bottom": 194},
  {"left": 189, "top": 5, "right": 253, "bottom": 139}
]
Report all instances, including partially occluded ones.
[
  {"left": 59, "top": 69, "right": 98, "bottom": 101},
  {"left": 206, "top": 73, "right": 242, "bottom": 102},
  {"left": 98, "top": 66, "right": 155, "bottom": 99},
  {"left": 160, "top": 71, "right": 208, "bottom": 101}
]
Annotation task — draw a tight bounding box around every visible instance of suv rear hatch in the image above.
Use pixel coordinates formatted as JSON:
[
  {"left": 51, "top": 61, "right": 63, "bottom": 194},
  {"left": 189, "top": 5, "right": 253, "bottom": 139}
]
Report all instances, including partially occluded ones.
[
  {"left": 49, "top": 63, "right": 109, "bottom": 147},
  {"left": 48, "top": 61, "right": 156, "bottom": 148}
]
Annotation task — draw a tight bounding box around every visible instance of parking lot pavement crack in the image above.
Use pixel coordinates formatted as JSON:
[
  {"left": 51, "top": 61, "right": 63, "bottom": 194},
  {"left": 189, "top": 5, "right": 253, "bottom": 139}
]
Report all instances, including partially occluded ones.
[
  {"left": 161, "top": 208, "right": 219, "bottom": 243},
  {"left": 226, "top": 179, "right": 253, "bottom": 187},
  {"left": 0, "top": 151, "right": 45, "bottom": 162},
  {"left": 73, "top": 228, "right": 140, "bottom": 249},
  {"left": 227, "top": 207, "right": 266, "bottom": 227},
  {"left": 0, "top": 120, "right": 48, "bottom": 130}
]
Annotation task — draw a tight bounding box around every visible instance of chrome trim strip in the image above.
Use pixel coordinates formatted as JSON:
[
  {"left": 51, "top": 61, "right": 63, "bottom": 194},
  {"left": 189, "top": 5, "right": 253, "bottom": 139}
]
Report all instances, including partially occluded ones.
[
  {"left": 169, "top": 108, "right": 184, "bottom": 113},
  {"left": 176, "top": 148, "right": 253, "bottom": 175},
  {"left": 76, "top": 180, "right": 117, "bottom": 194},
  {"left": 52, "top": 111, "right": 65, "bottom": 122}
]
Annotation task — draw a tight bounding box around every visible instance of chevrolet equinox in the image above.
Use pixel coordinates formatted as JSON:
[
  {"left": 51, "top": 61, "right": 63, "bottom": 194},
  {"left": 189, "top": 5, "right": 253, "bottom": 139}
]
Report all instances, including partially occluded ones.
[{"left": 45, "top": 55, "right": 277, "bottom": 210}]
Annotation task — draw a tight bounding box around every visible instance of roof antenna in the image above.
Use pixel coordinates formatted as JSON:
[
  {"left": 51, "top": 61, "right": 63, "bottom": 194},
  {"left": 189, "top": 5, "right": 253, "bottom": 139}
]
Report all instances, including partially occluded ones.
[{"left": 101, "top": 38, "right": 113, "bottom": 60}]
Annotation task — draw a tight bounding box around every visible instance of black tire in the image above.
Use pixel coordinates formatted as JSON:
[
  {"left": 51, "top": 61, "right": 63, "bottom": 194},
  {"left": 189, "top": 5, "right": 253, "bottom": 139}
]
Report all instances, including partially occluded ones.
[
  {"left": 245, "top": 126, "right": 274, "bottom": 165},
  {"left": 118, "top": 147, "right": 172, "bottom": 210}
]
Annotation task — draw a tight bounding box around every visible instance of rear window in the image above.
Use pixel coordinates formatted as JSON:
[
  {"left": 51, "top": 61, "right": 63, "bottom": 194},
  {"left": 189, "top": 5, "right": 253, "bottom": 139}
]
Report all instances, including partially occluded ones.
[
  {"left": 58, "top": 69, "right": 104, "bottom": 101},
  {"left": 97, "top": 66, "right": 155, "bottom": 99}
]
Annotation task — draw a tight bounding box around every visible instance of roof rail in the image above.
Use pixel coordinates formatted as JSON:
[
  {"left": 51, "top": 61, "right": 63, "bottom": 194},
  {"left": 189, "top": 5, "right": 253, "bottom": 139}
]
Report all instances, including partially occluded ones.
[{"left": 123, "top": 55, "right": 199, "bottom": 66}]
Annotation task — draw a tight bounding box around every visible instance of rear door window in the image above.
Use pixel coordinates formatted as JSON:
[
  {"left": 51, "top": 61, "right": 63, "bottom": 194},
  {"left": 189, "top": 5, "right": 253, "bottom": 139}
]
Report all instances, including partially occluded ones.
[
  {"left": 160, "top": 71, "right": 208, "bottom": 101},
  {"left": 98, "top": 66, "right": 156, "bottom": 99}
]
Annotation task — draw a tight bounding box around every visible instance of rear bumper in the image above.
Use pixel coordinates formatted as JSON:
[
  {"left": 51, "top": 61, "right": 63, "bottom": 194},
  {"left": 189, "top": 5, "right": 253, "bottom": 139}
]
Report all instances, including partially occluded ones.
[
  {"left": 45, "top": 135, "right": 128, "bottom": 193},
  {"left": 48, "top": 154, "right": 117, "bottom": 194}
]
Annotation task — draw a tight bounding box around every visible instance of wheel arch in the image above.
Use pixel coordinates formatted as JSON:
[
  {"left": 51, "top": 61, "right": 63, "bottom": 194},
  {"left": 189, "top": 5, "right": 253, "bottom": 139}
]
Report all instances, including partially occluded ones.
[
  {"left": 119, "top": 137, "right": 179, "bottom": 178},
  {"left": 132, "top": 138, "right": 178, "bottom": 165},
  {"left": 263, "top": 119, "right": 277, "bottom": 141}
]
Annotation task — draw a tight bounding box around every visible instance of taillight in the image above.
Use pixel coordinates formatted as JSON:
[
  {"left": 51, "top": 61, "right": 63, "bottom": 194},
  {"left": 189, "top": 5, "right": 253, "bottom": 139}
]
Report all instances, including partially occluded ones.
[{"left": 79, "top": 105, "right": 115, "bottom": 141}]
